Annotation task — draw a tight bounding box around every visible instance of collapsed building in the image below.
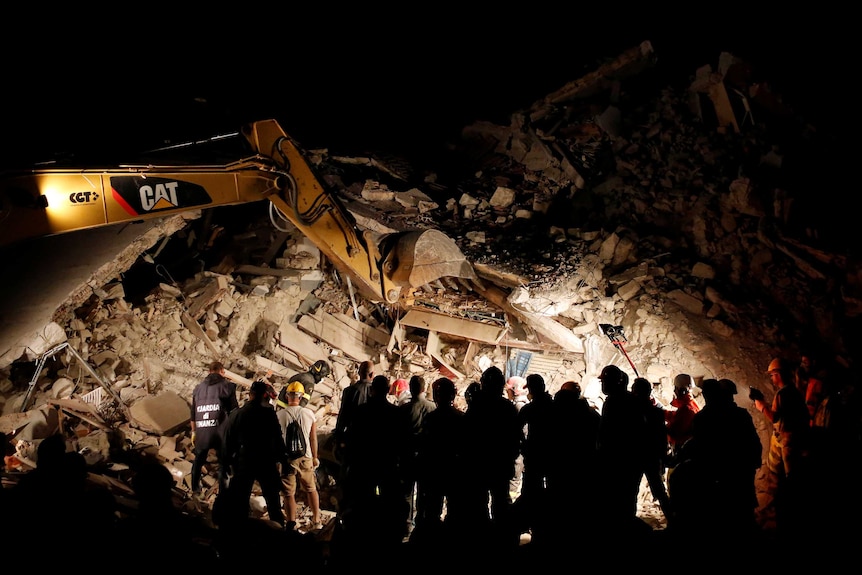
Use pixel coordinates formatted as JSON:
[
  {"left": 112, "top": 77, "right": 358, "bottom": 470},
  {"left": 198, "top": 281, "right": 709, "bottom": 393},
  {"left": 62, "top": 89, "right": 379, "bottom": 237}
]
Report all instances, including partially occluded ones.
[{"left": 0, "top": 41, "right": 856, "bottom": 541}]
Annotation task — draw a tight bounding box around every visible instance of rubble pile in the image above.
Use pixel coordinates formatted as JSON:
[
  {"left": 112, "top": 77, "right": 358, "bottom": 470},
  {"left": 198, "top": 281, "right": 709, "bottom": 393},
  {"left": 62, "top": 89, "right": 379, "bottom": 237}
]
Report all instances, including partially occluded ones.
[{"left": 0, "top": 41, "right": 853, "bottom": 535}]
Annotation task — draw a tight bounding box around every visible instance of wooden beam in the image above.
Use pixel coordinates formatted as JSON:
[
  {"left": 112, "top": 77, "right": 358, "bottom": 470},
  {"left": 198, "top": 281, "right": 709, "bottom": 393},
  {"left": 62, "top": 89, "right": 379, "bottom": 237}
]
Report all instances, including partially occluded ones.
[
  {"left": 181, "top": 312, "right": 221, "bottom": 358},
  {"left": 399, "top": 309, "right": 505, "bottom": 344},
  {"left": 186, "top": 276, "right": 229, "bottom": 320}
]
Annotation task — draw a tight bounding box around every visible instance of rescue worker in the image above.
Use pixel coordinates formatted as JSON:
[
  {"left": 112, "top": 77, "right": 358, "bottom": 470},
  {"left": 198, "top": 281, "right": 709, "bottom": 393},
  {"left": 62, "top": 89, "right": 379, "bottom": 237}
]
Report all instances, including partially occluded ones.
[
  {"left": 389, "top": 378, "right": 411, "bottom": 406},
  {"left": 596, "top": 364, "right": 648, "bottom": 533},
  {"left": 190, "top": 361, "right": 238, "bottom": 495},
  {"left": 665, "top": 373, "right": 700, "bottom": 463},
  {"left": 334, "top": 360, "right": 374, "bottom": 466},
  {"left": 278, "top": 359, "right": 331, "bottom": 409},
  {"left": 277, "top": 381, "right": 322, "bottom": 531},
  {"left": 682, "top": 378, "right": 762, "bottom": 538},
  {"left": 218, "top": 380, "right": 288, "bottom": 529},
  {"left": 796, "top": 353, "right": 826, "bottom": 424},
  {"left": 630, "top": 377, "right": 673, "bottom": 522},
  {"left": 750, "top": 357, "right": 811, "bottom": 537}
]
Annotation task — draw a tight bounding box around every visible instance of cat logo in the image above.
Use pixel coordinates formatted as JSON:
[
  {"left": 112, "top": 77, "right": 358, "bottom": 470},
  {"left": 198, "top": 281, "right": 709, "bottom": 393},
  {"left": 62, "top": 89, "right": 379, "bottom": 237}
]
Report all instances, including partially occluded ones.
[
  {"left": 110, "top": 176, "right": 213, "bottom": 216},
  {"left": 139, "top": 181, "right": 180, "bottom": 211},
  {"left": 69, "top": 191, "right": 100, "bottom": 204}
]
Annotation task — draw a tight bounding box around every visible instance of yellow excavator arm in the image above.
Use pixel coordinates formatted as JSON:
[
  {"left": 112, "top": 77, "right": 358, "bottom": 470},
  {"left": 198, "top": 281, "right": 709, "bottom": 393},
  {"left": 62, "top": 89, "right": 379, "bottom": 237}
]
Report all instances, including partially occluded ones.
[{"left": 0, "top": 119, "right": 475, "bottom": 304}]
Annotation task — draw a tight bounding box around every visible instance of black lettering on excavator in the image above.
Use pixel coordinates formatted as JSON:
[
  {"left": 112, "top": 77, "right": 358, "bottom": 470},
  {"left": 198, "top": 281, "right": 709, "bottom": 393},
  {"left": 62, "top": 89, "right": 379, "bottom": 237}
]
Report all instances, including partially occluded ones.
[
  {"left": 69, "top": 191, "right": 100, "bottom": 204},
  {"left": 110, "top": 176, "right": 213, "bottom": 216}
]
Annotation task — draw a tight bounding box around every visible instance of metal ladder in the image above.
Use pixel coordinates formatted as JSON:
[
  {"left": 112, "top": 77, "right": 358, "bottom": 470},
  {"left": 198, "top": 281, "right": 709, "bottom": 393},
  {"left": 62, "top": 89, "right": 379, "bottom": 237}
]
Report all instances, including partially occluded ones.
[{"left": 20, "top": 342, "right": 127, "bottom": 415}]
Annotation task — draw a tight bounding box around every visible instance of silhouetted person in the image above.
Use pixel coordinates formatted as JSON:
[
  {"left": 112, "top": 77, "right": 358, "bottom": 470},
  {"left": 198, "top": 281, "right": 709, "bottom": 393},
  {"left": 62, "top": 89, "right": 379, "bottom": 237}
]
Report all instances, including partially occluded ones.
[
  {"left": 12, "top": 432, "right": 67, "bottom": 495},
  {"left": 631, "top": 376, "right": 673, "bottom": 522},
  {"left": 515, "top": 373, "right": 555, "bottom": 541},
  {"left": 398, "top": 374, "right": 436, "bottom": 537},
  {"left": 596, "top": 365, "right": 650, "bottom": 537},
  {"left": 548, "top": 380, "right": 601, "bottom": 539},
  {"left": 409, "top": 377, "right": 469, "bottom": 563},
  {"left": 464, "top": 380, "right": 482, "bottom": 408},
  {"left": 334, "top": 360, "right": 374, "bottom": 467},
  {"left": 11, "top": 435, "right": 117, "bottom": 567},
  {"left": 114, "top": 460, "right": 220, "bottom": 566},
  {"left": 217, "top": 380, "right": 287, "bottom": 529},
  {"left": 674, "top": 378, "right": 761, "bottom": 542},
  {"left": 190, "top": 360, "right": 238, "bottom": 495},
  {"left": 337, "top": 374, "right": 408, "bottom": 563},
  {"left": 806, "top": 364, "right": 862, "bottom": 553},
  {"left": 464, "top": 365, "right": 521, "bottom": 552}
]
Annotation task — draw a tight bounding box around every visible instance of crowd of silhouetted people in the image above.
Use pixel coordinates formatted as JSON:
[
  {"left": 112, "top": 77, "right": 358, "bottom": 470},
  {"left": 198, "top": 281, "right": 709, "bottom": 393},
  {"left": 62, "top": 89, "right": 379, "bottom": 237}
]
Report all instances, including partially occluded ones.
[{"left": 2, "top": 356, "right": 860, "bottom": 570}]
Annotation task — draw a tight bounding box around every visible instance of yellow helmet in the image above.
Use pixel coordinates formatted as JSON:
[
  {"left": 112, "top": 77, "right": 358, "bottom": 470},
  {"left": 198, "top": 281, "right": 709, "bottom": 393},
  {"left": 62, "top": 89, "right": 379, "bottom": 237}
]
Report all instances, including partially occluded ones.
[{"left": 286, "top": 381, "right": 305, "bottom": 394}]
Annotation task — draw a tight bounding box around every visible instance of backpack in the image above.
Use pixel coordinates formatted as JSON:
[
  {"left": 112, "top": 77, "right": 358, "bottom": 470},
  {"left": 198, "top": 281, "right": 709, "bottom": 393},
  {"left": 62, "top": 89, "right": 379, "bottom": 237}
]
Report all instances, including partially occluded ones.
[{"left": 284, "top": 413, "right": 307, "bottom": 460}]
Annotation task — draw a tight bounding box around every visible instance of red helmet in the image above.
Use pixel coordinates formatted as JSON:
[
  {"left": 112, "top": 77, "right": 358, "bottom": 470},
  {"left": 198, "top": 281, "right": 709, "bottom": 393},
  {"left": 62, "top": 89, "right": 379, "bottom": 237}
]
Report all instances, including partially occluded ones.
[{"left": 390, "top": 378, "right": 408, "bottom": 395}]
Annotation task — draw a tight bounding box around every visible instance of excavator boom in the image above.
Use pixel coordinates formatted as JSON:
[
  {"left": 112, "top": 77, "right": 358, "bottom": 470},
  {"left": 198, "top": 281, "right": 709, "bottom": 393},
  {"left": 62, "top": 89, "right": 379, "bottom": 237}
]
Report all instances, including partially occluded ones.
[{"left": 0, "top": 119, "right": 475, "bottom": 304}]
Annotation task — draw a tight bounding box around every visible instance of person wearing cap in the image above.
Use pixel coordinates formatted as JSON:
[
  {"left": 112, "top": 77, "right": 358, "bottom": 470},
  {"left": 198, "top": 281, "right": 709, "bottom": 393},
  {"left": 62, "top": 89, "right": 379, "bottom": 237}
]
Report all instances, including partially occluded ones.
[
  {"left": 750, "top": 357, "right": 811, "bottom": 532},
  {"left": 217, "top": 379, "right": 288, "bottom": 529},
  {"left": 277, "top": 381, "right": 322, "bottom": 532},
  {"left": 665, "top": 373, "right": 700, "bottom": 464},
  {"left": 190, "top": 361, "right": 238, "bottom": 496},
  {"left": 673, "top": 377, "right": 762, "bottom": 537}
]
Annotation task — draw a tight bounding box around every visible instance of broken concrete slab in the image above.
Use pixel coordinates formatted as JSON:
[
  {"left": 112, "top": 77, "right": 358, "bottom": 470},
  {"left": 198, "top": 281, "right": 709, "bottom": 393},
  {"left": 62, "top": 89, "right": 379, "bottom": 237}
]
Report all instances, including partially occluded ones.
[
  {"left": 275, "top": 320, "right": 330, "bottom": 368},
  {"left": 298, "top": 310, "right": 374, "bottom": 362},
  {"left": 128, "top": 390, "right": 190, "bottom": 435}
]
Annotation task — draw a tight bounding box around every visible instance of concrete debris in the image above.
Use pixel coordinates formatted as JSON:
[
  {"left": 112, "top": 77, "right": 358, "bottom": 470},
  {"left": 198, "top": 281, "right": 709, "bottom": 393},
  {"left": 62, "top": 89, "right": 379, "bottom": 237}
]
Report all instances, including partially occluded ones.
[{"left": 0, "top": 42, "right": 852, "bottom": 538}]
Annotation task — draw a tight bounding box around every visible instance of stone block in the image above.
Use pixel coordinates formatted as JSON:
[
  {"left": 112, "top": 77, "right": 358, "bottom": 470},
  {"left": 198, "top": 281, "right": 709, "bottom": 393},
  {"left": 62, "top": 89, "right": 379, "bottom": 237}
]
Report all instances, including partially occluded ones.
[{"left": 129, "top": 390, "right": 190, "bottom": 435}]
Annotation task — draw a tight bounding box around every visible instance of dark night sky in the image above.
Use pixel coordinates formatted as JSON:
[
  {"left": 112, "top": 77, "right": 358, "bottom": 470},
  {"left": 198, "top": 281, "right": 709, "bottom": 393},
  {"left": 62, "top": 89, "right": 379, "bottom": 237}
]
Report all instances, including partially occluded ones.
[{"left": 0, "top": 12, "right": 843, "bottom": 170}]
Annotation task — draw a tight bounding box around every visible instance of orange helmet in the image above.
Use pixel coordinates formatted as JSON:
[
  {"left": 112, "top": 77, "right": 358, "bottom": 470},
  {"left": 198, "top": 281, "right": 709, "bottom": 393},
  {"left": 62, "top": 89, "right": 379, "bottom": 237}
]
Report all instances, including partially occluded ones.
[{"left": 767, "top": 357, "right": 784, "bottom": 373}]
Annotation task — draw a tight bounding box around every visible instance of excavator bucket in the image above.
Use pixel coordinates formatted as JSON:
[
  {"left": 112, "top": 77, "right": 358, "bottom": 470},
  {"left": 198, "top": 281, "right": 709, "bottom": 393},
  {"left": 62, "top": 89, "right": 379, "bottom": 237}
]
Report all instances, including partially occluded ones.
[{"left": 384, "top": 229, "right": 477, "bottom": 288}]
